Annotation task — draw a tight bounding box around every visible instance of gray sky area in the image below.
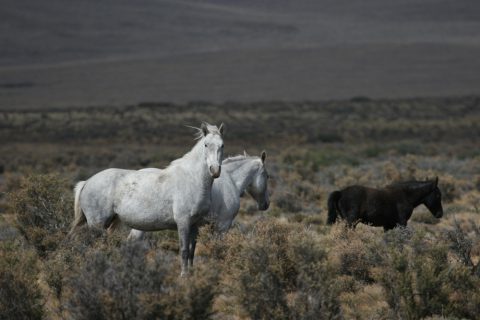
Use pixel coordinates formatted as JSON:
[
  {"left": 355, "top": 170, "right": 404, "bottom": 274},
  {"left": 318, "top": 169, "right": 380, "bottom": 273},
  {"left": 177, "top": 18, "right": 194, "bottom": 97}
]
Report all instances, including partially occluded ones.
[{"left": 1, "top": 0, "right": 480, "bottom": 109}]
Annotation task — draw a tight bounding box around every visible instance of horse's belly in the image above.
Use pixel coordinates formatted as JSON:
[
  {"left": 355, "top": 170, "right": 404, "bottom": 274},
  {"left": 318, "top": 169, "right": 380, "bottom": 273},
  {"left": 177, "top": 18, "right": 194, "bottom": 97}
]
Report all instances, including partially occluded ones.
[
  {"left": 120, "top": 210, "right": 177, "bottom": 231},
  {"left": 362, "top": 209, "right": 387, "bottom": 226},
  {"left": 115, "top": 197, "right": 176, "bottom": 230},
  {"left": 364, "top": 219, "right": 386, "bottom": 227}
]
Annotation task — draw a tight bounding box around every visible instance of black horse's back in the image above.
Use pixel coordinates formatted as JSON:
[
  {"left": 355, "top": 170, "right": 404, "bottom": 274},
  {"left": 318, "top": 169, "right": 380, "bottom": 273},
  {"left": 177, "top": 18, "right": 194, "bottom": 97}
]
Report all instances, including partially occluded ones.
[{"left": 327, "top": 190, "right": 342, "bottom": 224}]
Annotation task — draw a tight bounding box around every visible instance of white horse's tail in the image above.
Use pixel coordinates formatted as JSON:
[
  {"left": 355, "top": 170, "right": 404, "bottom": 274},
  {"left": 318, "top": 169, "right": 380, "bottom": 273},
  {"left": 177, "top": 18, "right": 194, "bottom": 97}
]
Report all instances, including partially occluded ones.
[{"left": 70, "top": 181, "right": 87, "bottom": 234}]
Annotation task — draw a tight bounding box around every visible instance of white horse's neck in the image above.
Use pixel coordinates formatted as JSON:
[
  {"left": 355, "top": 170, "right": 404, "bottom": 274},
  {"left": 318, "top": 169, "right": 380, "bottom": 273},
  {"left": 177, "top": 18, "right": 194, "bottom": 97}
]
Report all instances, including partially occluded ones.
[
  {"left": 170, "top": 138, "right": 212, "bottom": 185},
  {"left": 224, "top": 157, "right": 261, "bottom": 196}
]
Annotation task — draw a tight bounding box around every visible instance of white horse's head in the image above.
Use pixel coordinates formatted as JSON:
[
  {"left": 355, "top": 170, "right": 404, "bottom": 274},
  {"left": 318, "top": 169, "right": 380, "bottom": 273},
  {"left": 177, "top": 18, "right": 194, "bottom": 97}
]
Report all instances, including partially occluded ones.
[
  {"left": 200, "top": 122, "right": 224, "bottom": 178},
  {"left": 247, "top": 151, "right": 270, "bottom": 210}
]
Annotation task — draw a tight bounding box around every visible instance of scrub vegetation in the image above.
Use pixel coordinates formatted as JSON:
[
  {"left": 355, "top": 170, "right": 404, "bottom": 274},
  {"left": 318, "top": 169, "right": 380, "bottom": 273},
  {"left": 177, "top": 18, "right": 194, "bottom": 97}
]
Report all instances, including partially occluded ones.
[{"left": 1, "top": 96, "right": 479, "bottom": 319}]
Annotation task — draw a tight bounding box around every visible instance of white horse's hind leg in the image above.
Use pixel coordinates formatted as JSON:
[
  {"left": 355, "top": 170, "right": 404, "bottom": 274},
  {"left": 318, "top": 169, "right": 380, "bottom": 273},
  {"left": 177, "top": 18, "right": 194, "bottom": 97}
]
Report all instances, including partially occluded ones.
[
  {"left": 106, "top": 215, "right": 121, "bottom": 234},
  {"left": 127, "top": 229, "right": 145, "bottom": 241}
]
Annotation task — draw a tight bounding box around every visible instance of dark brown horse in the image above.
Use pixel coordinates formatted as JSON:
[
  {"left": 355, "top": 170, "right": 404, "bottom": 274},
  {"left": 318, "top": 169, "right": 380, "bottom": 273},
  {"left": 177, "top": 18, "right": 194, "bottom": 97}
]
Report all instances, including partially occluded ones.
[{"left": 327, "top": 178, "right": 443, "bottom": 231}]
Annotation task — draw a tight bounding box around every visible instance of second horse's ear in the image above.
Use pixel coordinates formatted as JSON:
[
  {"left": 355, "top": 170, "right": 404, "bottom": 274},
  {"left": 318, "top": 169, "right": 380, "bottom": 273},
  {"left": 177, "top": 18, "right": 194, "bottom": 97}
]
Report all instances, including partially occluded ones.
[
  {"left": 434, "top": 176, "right": 439, "bottom": 186},
  {"left": 218, "top": 123, "right": 225, "bottom": 135},
  {"left": 261, "top": 150, "right": 267, "bottom": 163},
  {"left": 201, "top": 122, "right": 208, "bottom": 136}
]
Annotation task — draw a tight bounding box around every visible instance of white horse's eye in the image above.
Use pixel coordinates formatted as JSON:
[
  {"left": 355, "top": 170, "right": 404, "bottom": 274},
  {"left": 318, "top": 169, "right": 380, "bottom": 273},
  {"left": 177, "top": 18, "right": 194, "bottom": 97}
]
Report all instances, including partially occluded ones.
[
  {"left": 205, "top": 144, "right": 208, "bottom": 147},
  {"left": 221, "top": 144, "right": 224, "bottom": 148}
]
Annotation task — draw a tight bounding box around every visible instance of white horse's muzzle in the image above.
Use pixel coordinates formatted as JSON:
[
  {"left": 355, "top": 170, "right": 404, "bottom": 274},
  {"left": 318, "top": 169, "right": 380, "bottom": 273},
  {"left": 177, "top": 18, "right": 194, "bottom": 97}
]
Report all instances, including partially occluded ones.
[{"left": 209, "top": 165, "right": 221, "bottom": 178}]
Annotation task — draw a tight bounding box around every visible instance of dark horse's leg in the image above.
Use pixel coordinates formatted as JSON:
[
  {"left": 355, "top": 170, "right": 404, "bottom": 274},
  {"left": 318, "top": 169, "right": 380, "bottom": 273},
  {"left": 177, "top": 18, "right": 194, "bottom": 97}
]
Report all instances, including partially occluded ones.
[
  {"left": 345, "top": 209, "right": 360, "bottom": 229},
  {"left": 188, "top": 224, "right": 199, "bottom": 267},
  {"left": 396, "top": 206, "right": 413, "bottom": 229},
  {"left": 383, "top": 225, "right": 394, "bottom": 232},
  {"left": 383, "top": 220, "right": 402, "bottom": 232}
]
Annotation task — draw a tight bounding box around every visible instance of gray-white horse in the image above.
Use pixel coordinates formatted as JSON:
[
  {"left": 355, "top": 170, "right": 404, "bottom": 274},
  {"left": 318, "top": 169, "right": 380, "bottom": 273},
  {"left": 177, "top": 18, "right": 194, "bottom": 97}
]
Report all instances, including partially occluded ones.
[
  {"left": 71, "top": 123, "right": 224, "bottom": 275},
  {"left": 129, "top": 151, "right": 270, "bottom": 243}
]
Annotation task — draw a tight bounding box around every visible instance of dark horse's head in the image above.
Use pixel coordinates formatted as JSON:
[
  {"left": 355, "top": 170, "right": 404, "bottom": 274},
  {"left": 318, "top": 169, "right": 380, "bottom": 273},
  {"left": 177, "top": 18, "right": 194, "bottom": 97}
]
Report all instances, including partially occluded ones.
[{"left": 422, "top": 177, "right": 443, "bottom": 218}]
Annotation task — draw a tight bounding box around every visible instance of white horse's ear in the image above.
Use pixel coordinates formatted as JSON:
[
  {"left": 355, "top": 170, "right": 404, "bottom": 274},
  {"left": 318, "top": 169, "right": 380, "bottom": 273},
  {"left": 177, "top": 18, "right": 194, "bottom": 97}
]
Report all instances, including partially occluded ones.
[
  {"left": 244, "top": 150, "right": 248, "bottom": 157},
  {"left": 219, "top": 123, "right": 225, "bottom": 135},
  {"left": 261, "top": 150, "right": 267, "bottom": 163},
  {"left": 201, "top": 122, "right": 208, "bottom": 136}
]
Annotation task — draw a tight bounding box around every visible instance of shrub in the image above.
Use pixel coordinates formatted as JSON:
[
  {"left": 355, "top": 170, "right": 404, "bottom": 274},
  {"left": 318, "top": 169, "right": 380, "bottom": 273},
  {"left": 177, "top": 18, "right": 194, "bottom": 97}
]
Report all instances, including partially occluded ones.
[
  {"left": 204, "top": 219, "right": 342, "bottom": 319},
  {"left": 0, "top": 240, "right": 43, "bottom": 320},
  {"left": 275, "top": 192, "right": 303, "bottom": 213},
  {"left": 439, "top": 175, "right": 460, "bottom": 203},
  {"left": 328, "top": 225, "right": 383, "bottom": 284},
  {"left": 435, "top": 174, "right": 471, "bottom": 204},
  {"left": 221, "top": 223, "right": 293, "bottom": 319},
  {"left": 63, "top": 241, "right": 218, "bottom": 320},
  {"left": 446, "top": 220, "right": 480, "bottom": 277},
  {"left": 375, "top": 228, "right": 480, "bottom": 320},
  {"left": 410, "top": 210, "right": 441, "bottom": 225},
  {"left": 10, "top": 174, "right": 72, "bottom": 255},
  {"left": 43, "top": 226, "right": 109, "bottom": 301},
  {"left": 289, "top": 231, "right": 342, "bottom": 320}
]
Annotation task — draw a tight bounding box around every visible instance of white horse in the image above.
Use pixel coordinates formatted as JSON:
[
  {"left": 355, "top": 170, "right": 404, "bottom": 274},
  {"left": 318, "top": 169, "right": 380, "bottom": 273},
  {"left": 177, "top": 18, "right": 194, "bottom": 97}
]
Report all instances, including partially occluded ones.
[
  {"left": 129, "top": 151, "right": 270, "bottom": 244},
  {"left": 71, "top": 123, "right": 224, "bottom": 275}
]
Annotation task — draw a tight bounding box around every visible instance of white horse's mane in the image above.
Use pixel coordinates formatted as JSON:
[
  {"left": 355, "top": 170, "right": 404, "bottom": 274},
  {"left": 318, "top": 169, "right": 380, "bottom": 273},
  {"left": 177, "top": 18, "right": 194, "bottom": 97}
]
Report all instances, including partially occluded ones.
[
  {"left": 167, "top": 123, "right": 222, "bottom": 169},
  {"left": 223, "top": 154, "right": 259, "bottom": 165},
  {"left": 185, "top": 123, "right": 222, "bottom": 140}
]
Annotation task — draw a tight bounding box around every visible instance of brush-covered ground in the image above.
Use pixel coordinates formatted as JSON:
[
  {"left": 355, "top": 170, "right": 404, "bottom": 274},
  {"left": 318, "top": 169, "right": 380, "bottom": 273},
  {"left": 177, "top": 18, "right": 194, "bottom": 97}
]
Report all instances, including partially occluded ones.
[{"left": 1, "top": 96, "right": 480, "bottom": 319}]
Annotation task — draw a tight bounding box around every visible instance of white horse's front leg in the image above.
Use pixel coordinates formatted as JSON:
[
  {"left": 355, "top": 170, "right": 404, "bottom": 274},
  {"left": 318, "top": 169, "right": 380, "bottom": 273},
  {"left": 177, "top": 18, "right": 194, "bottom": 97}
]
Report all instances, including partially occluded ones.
[
  {"left": 177, "top": 222, "right": 191, "bottom": 277},
  {"left": 127, "top": 229, "right": 145, "bottom": 241},
  {"left": 188, "top": 224, "right": 199, "bottom": 267}
]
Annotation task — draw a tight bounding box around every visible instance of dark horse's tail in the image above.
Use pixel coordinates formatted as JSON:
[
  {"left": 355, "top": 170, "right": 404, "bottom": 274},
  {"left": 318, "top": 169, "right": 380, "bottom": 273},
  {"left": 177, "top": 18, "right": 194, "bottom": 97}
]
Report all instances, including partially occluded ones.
[{"left": 327, "top": 191, "right": 342, "bottom": 224}]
